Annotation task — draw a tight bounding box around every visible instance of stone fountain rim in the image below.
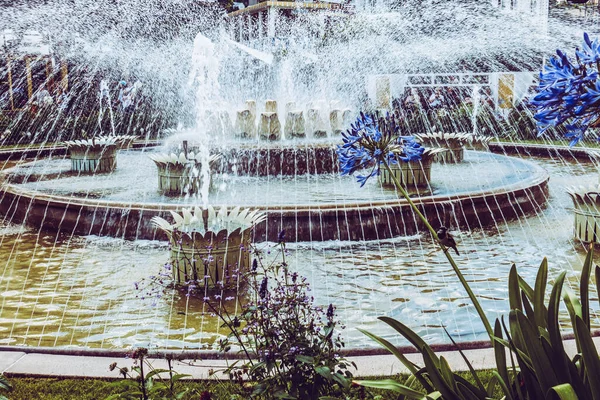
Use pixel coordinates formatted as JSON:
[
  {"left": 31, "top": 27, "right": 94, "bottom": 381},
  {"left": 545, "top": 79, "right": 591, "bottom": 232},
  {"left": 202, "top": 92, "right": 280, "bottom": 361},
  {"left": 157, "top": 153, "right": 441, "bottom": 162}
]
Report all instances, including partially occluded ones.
[{"left": 0, "top": 152, "right": 549, "bottom": 212}]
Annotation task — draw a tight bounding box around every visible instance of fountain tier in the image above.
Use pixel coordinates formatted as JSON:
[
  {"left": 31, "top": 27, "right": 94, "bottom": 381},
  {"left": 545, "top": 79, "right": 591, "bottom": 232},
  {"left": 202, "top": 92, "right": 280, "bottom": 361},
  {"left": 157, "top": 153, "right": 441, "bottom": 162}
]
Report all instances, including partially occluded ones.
[{"left": 0, "top": 149, "right": 549, "bottom": 242}]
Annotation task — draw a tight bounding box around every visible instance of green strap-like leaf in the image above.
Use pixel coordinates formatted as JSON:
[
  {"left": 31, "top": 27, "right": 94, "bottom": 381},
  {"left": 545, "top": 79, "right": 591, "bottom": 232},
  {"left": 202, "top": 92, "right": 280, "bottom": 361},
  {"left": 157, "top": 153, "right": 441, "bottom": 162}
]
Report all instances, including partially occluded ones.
[
  {"left": 575, "top": 316, "right": 600, "bottom": 400},
  {"left": 379, "top": 317, "right": 440, "bottom": 369},
  {"left": 521, "top": 290, "right": 535, "bottom": 323},
  {"left": 489, "top": 370, "right": 513, "bottom": 400},
  {"left": 564, "top": 287, "right": 584, "bottom": 353},
  {"left": 509, "top": 265, "right": 523, "bottom": 312},
  {"left": 443, "top": 326, "right": 486, "bottom": 394},
  {"left": 492, "top": 321, "right": 513, "bottom": 400},
  {"left": 0, "top": 375, "right": 11, "bottom": 392},
  {"left": 353, "top": 379, "right": 424, "bottom": 398},
  {"left": 439, "top": 356, "right": 459, "bottom": 393},
  {"left": 581, "top": 244, "right": 594, "bottom": 329},
  {"left": 534, "top": 258, "right": 549, "bottom": 328},
  {"left": 515, "top": 310, "right": 559, "bottom": 393},
  {"left": 548, "top": 272, "right": 567, "bottom": 357},
  {"left": 421, "top": 347, "right": 459, "bottom": 399},
  {"left": 357, "top": 327, "right": 434, "bottom": 392},
  {"left": 357, "top": 328, "right": 419, "bottom": 373},
  {"left": 517, "top": 274, "right": 535, "bottom": 302},
  {"left": 595, "top": 265, "right": 600, "bottom": 310},
  {"left": 548, "top": 383, "right": 579, "bottom": 400}
]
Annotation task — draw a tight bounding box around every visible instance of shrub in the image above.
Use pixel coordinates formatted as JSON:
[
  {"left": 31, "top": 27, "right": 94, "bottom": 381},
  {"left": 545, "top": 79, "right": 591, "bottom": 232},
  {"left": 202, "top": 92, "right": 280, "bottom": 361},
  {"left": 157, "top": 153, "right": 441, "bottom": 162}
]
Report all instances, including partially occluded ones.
[{"left": 204, "top": 240, "right": 356, "bottom": 399}]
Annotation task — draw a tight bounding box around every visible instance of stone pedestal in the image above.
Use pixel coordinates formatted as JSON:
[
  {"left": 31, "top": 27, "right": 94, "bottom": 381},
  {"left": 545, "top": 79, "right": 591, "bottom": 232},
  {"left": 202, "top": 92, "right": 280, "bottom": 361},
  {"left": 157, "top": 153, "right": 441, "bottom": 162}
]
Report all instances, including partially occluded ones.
[
  {"left": 307, "top": 108, "right": 328, "bottom": 138},
  {"left": 235, "top": 109, "right": 256, "bottom": 139},
  {"left": 69, "top": 146, "right": 118, "bottom": 173},
  {"left": 204, "top": 110, "right": 233, "bottom": 137},
  {"left": 330, "top": 109, "right": 343, "bottom": 135},
  {"left": 375, "top": 76, "right": 391, "bottom": 110},
  {"left": 265, "top": 99, "right": 278, "bottom": 113},
  {"left": 246, "top": 100, "right": 256, "bottom": 117},
  {"left": 285, "top": 102, "right": 296, "bottom": 114},
  {"left": 259, "top": 112, "right": 281, "bottom": 140},
  {"left": 170, "top": 229, "right": 251, "bottom": 288},
  {"left": 285, "top": 111, "right": 306, "bottom": 138},
  {"left": 342, "top": 109, "right": 354, "bottom": 130}
]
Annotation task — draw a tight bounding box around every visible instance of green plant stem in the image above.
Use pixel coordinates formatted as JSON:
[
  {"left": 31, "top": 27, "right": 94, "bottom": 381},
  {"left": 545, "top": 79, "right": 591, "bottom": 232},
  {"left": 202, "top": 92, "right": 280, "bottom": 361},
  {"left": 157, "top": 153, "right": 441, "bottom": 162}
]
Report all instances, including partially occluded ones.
[
  {"left": 139, "top": 357, "right": 147, "bottom": 400},
  {"left": 168, "top": 358, "right": 174, "bottom": 395},
  {"left": 381, "top": 161, "right": 493, "bottom": 339}
]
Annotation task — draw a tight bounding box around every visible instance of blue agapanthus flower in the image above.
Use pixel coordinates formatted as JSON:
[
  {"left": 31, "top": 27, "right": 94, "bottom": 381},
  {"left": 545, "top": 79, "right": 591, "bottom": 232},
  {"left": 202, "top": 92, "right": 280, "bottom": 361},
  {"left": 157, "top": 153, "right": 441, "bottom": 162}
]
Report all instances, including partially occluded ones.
[
  {"left": 531, "top": 33, "right": 600, "bottom": 146},
  {"left": 337, "top": 113, "right": 424, "bottom": 186}
]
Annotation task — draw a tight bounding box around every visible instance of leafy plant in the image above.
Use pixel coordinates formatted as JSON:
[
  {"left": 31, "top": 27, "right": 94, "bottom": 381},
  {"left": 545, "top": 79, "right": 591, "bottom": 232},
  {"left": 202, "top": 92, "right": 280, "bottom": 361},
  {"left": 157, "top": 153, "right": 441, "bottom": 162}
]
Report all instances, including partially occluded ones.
[
  {"left": 339, "top": 113, "right": 600, "bottom": 399},
  {"left": 106, "top": 348, "right": 190, "bottom": 400},
  {"left": 357, "top": 249, "right": 600, "bottom": 399},
  {"left": 204, "top": 239, "right": 356, "bottom": 399},
  {"left": 0, "top": 374, "right": 12, "bottom": 400}
]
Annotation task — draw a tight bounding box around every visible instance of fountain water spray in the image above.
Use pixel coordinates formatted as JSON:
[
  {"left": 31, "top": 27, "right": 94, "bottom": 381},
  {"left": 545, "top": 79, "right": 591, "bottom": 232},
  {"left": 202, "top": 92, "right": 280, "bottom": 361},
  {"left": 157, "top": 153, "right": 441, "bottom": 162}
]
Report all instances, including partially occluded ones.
[
  {"left": 98, "top": 79, "right": 116, "bottom": 136},
  {"left": 188, "top": 32, "right": 222, "bottom": 207}
]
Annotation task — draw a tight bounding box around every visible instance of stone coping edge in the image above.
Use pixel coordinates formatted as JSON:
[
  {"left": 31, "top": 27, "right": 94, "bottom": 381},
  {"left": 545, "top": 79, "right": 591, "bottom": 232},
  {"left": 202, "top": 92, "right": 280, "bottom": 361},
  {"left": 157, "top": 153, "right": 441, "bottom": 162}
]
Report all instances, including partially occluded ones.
[
  {"left": 488, "top": 141, "right": 600, "bottom": 160},
  {"left": 0, "top": 330, "right": 595, "bottom": 360},
  {"left": 1, "top": 140, "right": 598, "bottom": 162}
]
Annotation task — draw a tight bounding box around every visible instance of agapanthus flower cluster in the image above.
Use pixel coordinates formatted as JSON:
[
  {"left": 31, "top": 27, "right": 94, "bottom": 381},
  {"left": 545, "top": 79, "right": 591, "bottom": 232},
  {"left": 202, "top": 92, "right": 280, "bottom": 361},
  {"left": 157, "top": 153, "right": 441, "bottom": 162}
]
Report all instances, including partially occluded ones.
[
  {"left": 531, "top": 33, "right": 600, "bottom": 146},
  {"left": 337, "top": 112, "right": 424, "bottom": 186}
]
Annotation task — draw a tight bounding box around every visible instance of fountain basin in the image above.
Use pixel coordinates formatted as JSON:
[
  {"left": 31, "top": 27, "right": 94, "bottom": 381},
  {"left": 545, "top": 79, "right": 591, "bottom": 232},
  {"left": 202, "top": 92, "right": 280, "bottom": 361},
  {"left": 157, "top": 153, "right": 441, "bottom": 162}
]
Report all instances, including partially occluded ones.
[{"left": 0, "top": 150, "right": 549, "bottom": 242}]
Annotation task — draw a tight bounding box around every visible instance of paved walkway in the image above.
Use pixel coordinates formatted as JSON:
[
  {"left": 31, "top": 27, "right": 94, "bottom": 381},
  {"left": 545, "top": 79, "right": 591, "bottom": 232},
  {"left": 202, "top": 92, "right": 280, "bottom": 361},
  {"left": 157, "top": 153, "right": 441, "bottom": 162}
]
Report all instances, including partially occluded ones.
[{"left": 0, "top": 337, "right": 595, "bottom": 379}]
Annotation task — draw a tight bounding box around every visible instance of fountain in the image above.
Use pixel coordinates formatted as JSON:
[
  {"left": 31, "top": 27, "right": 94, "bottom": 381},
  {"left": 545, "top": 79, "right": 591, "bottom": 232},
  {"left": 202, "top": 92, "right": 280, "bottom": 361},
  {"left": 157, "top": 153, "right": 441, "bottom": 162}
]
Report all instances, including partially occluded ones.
[{"left": 0, "top": 0, "right": 594, "bottom": 352}]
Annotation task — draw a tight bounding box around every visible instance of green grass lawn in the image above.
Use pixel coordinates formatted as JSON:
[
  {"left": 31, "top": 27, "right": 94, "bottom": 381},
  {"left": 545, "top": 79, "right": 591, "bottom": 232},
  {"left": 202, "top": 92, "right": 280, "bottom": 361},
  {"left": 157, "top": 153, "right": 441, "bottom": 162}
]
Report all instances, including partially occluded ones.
[{"left": 4, "top": 370, "right": 499, "bottom": 399}]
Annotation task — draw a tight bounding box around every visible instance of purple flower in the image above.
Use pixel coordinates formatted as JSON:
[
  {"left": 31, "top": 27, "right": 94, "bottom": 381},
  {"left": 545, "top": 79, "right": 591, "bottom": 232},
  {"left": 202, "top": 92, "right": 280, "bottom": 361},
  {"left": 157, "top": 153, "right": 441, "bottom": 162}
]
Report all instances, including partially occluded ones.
[
  {"left": 532, "top": 33, "right": 600, "bottom": 145},
  {"left": 259, "top": 277, "right": 268, "bottom": 299},
  {"left": 337, "top": 112, "right": 424, "bottom": 186},
  {"left": 327, "top": 304, "right": 334, "bottom": 319},
  {"left": 277, "top": 230, "right": 286, "bottom": 243}
]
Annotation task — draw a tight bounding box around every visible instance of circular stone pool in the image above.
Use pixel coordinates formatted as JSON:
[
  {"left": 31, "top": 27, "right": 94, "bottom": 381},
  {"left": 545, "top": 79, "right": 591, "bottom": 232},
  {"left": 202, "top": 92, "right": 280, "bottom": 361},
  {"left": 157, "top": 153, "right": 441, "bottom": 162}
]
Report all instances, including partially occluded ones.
[
  {"left": 0, "top": 153, "right": 593, "bottom": 350},
  {"left": 0, "top": 144, "right": 593, "bottom": 351},
  {"left": 0, "top": 149, "right": 548, "bottom": 242}
]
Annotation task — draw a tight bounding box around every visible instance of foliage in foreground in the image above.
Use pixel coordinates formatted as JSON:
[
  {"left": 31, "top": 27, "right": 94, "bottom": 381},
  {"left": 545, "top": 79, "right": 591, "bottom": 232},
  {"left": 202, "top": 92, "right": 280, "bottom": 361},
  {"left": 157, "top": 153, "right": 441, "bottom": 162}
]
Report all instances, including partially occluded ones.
[
  {"left": 338, "top": 111, "right": 600, "bottom": 399},
  {"left": 106, "top": 348, "right": 191, "bottom": 400},
  {"left": 358, "top": 248, "right": 600, "bottom": 399},
  {"left": 204, "top": 239, "right": 356, "bottom": 400},
  {"left": 1, "top": 372, "right": 502, "bottom": 400}
]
